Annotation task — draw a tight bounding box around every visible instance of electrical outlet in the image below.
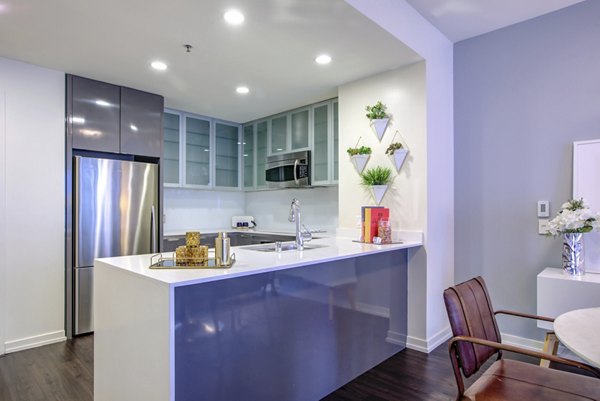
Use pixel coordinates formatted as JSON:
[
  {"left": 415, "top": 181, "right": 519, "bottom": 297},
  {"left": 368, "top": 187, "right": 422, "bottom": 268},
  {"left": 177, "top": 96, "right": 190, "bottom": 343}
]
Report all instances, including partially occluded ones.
[{"left": 538, "top": 219, "right": 550, "bottom": 235}]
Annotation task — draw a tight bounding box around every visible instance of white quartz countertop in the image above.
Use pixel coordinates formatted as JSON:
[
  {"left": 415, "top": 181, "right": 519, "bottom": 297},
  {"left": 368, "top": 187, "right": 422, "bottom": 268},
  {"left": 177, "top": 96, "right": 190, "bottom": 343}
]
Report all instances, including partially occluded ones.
[{"left": 95, "top": 236, "right": 422, "bottom": 288}]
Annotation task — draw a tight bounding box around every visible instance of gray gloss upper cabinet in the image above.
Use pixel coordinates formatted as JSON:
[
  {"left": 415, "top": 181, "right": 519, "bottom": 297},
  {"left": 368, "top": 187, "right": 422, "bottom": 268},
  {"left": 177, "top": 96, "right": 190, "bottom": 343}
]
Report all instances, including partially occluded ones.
[
  {"left": 71, "top": 76, "right": 121, "bottom": 153},
  {"left": 120, "top": 87, "right": 163, "bottom": 158},
  {"left": 69, "top": 75, "right": 164, "bottom": 157}
]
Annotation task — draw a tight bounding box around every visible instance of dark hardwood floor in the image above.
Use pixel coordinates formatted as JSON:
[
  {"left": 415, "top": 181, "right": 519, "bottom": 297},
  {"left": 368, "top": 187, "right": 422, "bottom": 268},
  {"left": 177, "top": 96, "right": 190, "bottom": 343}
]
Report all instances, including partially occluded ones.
[{"left": 0, "top": 335, "right": 540, "bottom": 401}]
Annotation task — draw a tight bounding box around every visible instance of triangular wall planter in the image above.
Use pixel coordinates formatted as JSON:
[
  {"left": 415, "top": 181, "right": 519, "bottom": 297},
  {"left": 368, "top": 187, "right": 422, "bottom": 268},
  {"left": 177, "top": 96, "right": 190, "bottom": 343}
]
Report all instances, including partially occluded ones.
[
  {"left": 390, "top": 149, "right": 409, "bottom": 171},
  {"left": 350, "top": 154, "right": 370, "bottom": 174},
  {"left": 370, "top": 118, "right": 389, "bottom": 141},
  {"left": 370, "top": 185, "right": 388, "bottom": 205}
]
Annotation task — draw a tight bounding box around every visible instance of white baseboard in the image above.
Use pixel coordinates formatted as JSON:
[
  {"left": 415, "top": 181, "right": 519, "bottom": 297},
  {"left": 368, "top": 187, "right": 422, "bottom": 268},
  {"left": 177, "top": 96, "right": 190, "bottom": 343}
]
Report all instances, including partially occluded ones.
[
  {"left": 406, "top": 326, "right": 452, "bottom": 353},
  {"left": 355, "top": 302, "right": 390, "bottom": 318},
  {"left": 386, "top": 330, "right": 407, "bottom": 346},
  {"left": 403, "top": 329, "right": 545, "bottom": 354},
  {"left": 500, "top": 332, "right": 544, "bottom": 351},
  {"left": 5, "top": 330, "right": 66, "bottom": 353}
]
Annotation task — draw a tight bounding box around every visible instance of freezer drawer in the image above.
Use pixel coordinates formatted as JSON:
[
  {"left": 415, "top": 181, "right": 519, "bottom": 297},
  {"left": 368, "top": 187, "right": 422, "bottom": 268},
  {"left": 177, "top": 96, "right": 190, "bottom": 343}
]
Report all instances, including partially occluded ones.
[{"left": 75, "top": 267, "right": 93, "bottom": 335}]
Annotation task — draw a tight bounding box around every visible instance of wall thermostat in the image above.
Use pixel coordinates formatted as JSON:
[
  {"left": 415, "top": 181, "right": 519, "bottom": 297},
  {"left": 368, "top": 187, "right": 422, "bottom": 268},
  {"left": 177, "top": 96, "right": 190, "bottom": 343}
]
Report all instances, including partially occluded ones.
[{"left": 537, "top": 201, "right": 550, "bottom": 218}]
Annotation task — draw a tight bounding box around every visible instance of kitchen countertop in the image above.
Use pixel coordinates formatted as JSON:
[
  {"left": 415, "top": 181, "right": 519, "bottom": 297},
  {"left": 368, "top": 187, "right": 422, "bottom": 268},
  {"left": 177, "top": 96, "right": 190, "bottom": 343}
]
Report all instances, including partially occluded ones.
[
  {"left": 95, "top": 235, "right": 422, "bottom": 287},
  {"left": 163, "top": 228, "right": 331, "bottom": 237}
]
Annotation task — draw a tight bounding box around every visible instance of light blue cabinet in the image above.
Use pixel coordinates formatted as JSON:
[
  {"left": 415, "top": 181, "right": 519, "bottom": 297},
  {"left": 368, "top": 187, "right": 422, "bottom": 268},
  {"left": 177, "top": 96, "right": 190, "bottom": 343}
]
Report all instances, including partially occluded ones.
[
  {"left": 270, "top": 115, "right": 287, "bottom": 154},
  {"left": 291, "top": 109, "right": 309, "bottom": 150},
  {"left": 256, "top": 121, "right": 268, "bottom": 188},
  {"left": 215, "top": 122, "right": 240, "bottom": 188},
  {"left": 163, "top": 109, "right": 241, "bottom": 189},
  {"left": 243, "top": 125, "right": 254, "bottom": 189},
  {"left": 311, "top": 100, "right": 338, "bottom": 185},
  {"left": 333, "top": 101, "right": 339, "bottom": 182},
  {"left": 185, "top": 116, "right": 211, "bottom": 187},
  {"left": 163, "top": 112, "right": 181, "bottom": 185}
]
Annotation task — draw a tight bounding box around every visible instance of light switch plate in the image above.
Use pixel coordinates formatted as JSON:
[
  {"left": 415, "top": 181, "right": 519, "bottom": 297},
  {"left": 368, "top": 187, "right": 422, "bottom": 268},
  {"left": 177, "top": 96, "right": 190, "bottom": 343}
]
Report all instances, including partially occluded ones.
[
  {"left": 537, "top": 201, "right": 550, "bottom": 217},
  {"left": 538, "top": 219, "right": 550, "bottom": 235}
]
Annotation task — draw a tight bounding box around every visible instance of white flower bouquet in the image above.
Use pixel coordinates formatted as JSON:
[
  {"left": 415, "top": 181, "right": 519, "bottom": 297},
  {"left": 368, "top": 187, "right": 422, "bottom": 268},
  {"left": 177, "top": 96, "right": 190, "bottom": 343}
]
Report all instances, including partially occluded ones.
[{"left": 547, "top": 198, "right": 600, "bottom": 235}]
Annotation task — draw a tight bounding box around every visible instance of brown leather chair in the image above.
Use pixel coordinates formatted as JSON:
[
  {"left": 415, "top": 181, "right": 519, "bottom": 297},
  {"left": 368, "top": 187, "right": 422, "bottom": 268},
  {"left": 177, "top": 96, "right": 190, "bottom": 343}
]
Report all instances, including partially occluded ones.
[{"left": 443, "top": 276, "right": 600, "bottom": 401}]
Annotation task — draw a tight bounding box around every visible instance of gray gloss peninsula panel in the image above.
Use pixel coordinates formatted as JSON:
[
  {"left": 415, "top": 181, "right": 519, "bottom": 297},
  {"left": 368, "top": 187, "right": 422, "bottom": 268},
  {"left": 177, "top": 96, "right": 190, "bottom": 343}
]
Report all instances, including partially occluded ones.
[
  {"left": 93, "top": 238, "right": 418, "bottom": 401},
  {"left": 174, "top": 251, "right": 408, "bottom": 401}
]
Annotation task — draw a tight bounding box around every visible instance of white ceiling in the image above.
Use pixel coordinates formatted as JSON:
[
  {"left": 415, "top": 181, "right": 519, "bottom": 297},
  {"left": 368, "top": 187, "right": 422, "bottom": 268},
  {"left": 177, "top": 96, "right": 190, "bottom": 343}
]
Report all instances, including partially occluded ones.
[
  {"left": 0, "top": 1, "right": 585, "bottom": 122},
  {"left": 405, "top": 0, "right": 585, "bottom": 43},
  {"left": 0, "top": 0, "right": 421, "bottom": 122}
]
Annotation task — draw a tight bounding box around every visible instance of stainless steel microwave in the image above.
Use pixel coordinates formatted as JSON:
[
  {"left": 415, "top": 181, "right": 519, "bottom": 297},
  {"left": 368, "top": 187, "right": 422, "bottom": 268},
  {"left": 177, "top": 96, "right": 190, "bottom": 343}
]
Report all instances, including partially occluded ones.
[{"left": 265, "top": 150, "right": 310, "bottom": 188}]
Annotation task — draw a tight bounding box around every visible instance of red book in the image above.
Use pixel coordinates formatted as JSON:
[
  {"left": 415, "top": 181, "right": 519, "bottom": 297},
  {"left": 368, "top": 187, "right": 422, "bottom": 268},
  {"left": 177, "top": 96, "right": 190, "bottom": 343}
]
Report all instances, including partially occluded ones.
[{"left": 364, "top": 206, "right": 390, "bottom": 243}]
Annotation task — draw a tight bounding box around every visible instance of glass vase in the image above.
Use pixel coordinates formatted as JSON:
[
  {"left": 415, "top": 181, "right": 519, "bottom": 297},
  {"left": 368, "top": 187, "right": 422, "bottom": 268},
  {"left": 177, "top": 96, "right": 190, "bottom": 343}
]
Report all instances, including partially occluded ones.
[{"left": 562, "top": 233, "right": 585, "bottom": 276}]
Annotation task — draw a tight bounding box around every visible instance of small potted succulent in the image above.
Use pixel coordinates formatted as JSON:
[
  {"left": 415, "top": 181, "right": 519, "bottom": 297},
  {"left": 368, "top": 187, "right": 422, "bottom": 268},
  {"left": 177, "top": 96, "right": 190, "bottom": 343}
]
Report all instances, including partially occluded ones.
[
  {"left": 365, "top": 101, "right": 389, "bottom": 140},
  {"left": 347, "top": 144, "right": 372, "bottom": 174},
  {"left": 385, "top": 142, "right": 409, "bottom": 171},
  {"left": 360, "top": 166, "right": 393, "bottom": 205}
]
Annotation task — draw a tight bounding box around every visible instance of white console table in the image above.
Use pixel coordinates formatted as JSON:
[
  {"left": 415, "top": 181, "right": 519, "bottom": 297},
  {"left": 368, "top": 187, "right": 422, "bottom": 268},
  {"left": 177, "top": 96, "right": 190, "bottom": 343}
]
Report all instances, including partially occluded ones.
[{"left": 537, "top": 267, "right": 600, "bottom": 330}]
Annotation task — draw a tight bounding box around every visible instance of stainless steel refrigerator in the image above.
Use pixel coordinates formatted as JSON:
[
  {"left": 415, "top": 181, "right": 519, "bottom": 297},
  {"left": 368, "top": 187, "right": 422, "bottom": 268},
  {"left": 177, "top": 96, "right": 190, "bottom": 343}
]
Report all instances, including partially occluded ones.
[{"left": 73, "top": 156, "right": 159, "bottom": 335}]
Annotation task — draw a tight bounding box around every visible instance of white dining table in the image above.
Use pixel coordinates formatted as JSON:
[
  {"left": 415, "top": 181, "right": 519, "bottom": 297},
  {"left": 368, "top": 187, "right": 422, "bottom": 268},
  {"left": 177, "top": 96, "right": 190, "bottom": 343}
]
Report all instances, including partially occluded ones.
[{"left": 554, "top": 307, "right": 600, "bottom": 368}]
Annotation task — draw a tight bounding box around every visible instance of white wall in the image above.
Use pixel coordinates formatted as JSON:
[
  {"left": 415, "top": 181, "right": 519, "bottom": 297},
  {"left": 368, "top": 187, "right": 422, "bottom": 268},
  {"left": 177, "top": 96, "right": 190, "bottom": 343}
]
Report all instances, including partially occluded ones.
[
  {"left": 0, "top": 57, "right": 65, "bottom": 352},
  {"left": 454, "top": 1, "right": 600, "bottom": 341},
  {"left": 346, "top": 0, "right": 454, "bottom": 351},
  {"left": 338, "top": 63, "right": 426, "bottom": 232},
  {"left": 0, "top": 89, "right": 6, "bottom": 354},
  {"left": 163, "top": 189, "right": 246, "bottom": 234},
  {"left": 245, "top": 186, "right": 338, "bottom": 232}
]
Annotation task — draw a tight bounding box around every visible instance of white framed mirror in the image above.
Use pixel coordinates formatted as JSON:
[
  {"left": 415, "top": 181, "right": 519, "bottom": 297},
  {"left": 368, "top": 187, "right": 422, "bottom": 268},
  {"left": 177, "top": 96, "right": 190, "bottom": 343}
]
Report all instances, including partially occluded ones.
[{"left": 573, "top": 139, "right": 600, "bottom": 273}]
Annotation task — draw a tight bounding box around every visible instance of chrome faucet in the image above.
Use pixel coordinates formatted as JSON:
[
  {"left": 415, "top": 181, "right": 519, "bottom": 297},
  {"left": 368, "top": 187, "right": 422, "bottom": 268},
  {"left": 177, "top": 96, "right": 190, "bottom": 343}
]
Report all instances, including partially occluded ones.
[{"left": 288, "top": 198, "right": 312, "bottom": 250}]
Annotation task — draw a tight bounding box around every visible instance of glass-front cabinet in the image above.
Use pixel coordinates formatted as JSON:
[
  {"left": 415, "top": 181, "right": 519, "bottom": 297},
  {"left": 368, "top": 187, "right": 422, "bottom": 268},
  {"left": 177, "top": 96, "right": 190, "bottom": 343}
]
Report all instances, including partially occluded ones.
[
  {"left": 333, "top": 101, "right": 339, "bottom": 181},
  {"left": 312, "top": 103, "right": 329, "bottom": 183},
  {"left": 291, "top": 109, "right": 309, "bottom": 150},
  {"left": 243, "top": 125, "right": 254, "bottom": 189},
  {"left": 256, "top": 121, "right": 268, "bottom": 188},
  {"left": 165, "top": 98, "right": 336, "bottom": 191},
  {"left": 243, "top": 99, "right": 338, "bottom": 190},
  {"left": 311, "top": 100, "right": 338, "bottom": 185},
  {"left": 215, "top": 122, "right": 240, "bottom": 188},
  {"left": 163, "top": 109, "right": 241, "bottom": 189},
  {"left": 186, "top": 116, "right": 211, "bottom": 187},
  {"left": 270, "top": 115, "right": 287, "bottom": 154},
  {"left": 163, "top": 112, "right": 181, "bottom": 185}
]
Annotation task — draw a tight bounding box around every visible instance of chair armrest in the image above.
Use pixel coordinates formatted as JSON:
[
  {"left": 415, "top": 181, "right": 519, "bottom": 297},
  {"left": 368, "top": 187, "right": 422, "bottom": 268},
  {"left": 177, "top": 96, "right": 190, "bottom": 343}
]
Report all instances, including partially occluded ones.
[
  {"left": 494, "top": 309, "right": 554, "bottom": 323},
  {"left": 450, "top": 335, "right": 600, "bottom": 378}
]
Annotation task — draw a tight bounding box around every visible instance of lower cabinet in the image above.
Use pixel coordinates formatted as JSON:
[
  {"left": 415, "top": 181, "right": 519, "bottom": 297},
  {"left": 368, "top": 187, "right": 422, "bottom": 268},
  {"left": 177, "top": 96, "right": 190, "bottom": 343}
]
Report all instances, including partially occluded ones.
[{"left": 163, "top": 232, "right": 296, "bottom": 251}]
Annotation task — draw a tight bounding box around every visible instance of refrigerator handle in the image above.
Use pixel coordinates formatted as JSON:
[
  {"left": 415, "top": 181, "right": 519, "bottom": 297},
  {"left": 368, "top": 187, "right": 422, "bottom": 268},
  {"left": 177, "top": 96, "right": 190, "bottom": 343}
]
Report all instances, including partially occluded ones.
[{"left": 151, "top": 205, "right": 157, "bottom": 253}]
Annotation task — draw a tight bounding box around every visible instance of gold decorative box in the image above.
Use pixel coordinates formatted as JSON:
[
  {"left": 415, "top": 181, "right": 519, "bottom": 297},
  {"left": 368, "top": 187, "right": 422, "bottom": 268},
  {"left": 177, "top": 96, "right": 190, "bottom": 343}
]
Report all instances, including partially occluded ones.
[
  {"left": 175, "top": 245, "right": 208, "bottom": 266},
  {"left": 185, "top": 231, "right": 201, "bottom": 247}
]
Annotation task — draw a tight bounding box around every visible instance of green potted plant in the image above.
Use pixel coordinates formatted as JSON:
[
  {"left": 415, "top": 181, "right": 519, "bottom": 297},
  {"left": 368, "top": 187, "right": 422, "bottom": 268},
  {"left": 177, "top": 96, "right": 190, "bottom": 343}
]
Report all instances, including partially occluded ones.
[
  {"left": 360, "top": 166, "right": 393, "bottom": 205},
  {"left": 365, "top": 101, "right": 390, "bottom": 140},
  {"left": 347, "top": 144, "right": 372, "bottom": 174},
  {"left": 385, "top": 142, "right": 409, "bottom": 171}
]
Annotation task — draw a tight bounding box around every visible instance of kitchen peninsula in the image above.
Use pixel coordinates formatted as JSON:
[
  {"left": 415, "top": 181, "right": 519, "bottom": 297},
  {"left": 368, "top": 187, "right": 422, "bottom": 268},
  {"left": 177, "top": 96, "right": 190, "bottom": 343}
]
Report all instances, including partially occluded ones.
[{"left": 94, "top": 235, "right": 422, "bottom": 401}]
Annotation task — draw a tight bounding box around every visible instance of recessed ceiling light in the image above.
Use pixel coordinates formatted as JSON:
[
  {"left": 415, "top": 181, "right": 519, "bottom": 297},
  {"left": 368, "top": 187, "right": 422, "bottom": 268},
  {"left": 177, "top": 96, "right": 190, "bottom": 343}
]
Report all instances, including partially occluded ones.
[
  {"left": 236, "top": 86, "right": 249, "bottom": 94},
  {"left": 151, "top": 61, "right": 168, "bottom": 71},
  {"left": 315, "top": 54, "right": 332, "bottom": 65},
  {"left": 224, "top": 9, "right": 244, "bottom": 25},
  {"left": 95, "top": 99, "right": 110, "bottom": 107}
]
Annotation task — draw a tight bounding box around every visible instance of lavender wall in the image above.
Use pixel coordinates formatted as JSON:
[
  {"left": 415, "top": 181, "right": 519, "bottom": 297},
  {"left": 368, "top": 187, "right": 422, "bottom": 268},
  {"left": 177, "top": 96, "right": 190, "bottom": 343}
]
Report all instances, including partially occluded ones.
[{"left": 454, "top": 1, "right": 600, "bottom": 340}]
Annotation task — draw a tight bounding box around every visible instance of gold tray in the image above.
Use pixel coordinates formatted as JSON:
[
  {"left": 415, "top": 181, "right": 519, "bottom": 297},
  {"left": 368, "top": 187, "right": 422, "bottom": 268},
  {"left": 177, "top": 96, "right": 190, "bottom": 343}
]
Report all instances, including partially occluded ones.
[{"left": 149, "top": 253, "right": 236, "bottom": 269}]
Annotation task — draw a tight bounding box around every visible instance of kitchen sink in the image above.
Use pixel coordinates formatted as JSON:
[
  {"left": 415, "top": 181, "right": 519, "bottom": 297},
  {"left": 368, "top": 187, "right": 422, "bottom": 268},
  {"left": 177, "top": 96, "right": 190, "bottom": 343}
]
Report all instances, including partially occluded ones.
[{"left": 241, "top": 242, "right": 327, "bottom": 252}]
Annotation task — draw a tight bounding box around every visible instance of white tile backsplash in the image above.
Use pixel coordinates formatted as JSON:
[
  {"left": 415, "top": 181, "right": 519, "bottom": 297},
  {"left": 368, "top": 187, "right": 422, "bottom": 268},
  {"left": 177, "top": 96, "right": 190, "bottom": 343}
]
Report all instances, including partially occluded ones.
[
  {"left": 245, "top": 187, "right": 338, "bottom": 232},
  {"left": 164, "top": 186, "right": 339, "bottom": 234},
  {"left": 163, "top": 188, "right": 245, "bottom": 233}
]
